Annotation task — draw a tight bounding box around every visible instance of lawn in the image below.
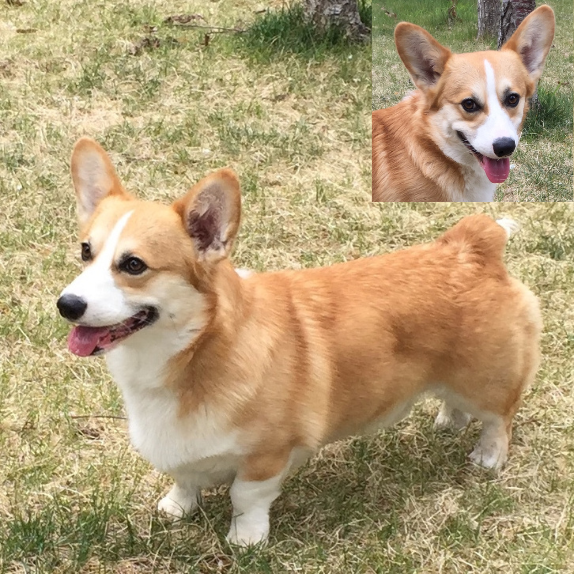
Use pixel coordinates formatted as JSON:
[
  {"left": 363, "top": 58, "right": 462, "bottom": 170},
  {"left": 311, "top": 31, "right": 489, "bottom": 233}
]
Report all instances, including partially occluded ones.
[
  {"left": 372, "top": 0, "right": 573, "bottom": 201},
  {"left": 1, "top": 1, "right": 574, "bottom": 574}
]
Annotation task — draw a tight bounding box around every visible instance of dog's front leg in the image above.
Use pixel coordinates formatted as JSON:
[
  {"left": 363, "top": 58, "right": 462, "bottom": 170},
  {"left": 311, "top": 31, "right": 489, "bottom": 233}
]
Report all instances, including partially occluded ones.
[
  {"left": 226, "top": 453, "right": 290, "bottom": 547},
  {"left": 158, "top": 476, "right": 200, "bottom": 520}
]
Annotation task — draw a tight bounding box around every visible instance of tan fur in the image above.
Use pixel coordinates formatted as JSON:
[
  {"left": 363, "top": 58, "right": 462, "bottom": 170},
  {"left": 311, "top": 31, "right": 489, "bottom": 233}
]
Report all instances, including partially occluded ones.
[
  {"left": 79, "top": 149, "right": 540, "bottom": 467},
  {"left": 66, "top": 140, "right": 542, "bottom": 540},
  {"left": 373, "top": 91, "right": 463, "bottom": 201},
  {"left": 167, "top": 215, "right": 541, "bottom": 480},
  {"left": 372, "top": 5, "right": 555, "bottom": 202}
]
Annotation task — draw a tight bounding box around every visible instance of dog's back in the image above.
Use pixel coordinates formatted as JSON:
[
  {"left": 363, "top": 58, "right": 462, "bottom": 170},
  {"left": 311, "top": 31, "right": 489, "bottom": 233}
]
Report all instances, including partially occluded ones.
[{"left": 238, "top": 215, "right": 541, "bottom": 455}]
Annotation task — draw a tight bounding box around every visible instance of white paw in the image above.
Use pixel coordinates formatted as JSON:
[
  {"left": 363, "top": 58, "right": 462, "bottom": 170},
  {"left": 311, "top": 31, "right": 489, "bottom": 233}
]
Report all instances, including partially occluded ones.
[
  {"left": 434, "top": 407, "right": 471, "bottom": 431},
  {"left": 434, "top": 409, "right": 453, "bottom": 429},
  {"left": 469, "top": 444, "right": 506, "bottom": 470},
  {"left": 157, "top": 495, "right": 197, "bottom": 520},
  {"left": 226, "top": 518, "right": 269, "bottom": 547}
]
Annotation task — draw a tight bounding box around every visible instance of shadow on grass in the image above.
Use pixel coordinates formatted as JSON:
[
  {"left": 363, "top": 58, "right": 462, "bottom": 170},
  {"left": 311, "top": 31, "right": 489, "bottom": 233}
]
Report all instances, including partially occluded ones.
[
  {"left": 278, "top": 419, "right": 481, "bottom": 530},
  {"left": 1, "top": 418, "right": 505, "bottom": 571}
]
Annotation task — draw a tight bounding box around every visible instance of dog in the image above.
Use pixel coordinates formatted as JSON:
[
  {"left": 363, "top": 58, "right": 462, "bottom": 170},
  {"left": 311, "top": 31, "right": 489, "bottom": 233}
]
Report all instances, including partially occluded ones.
[
  {"left": 58, "top": 138, "right": 541, "bottom": 545},
  {"left": 372, "top": 5, "right": 555, "bottom": 201}
]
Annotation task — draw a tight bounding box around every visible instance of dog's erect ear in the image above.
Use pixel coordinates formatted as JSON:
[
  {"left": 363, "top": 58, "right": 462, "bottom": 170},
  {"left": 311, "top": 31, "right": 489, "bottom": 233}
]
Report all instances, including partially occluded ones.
[
  {"left": 71, "top": 137, "right": 131, "bottom": 227},
  {"left": 501, "top": 5, "right": 555, "bottom": 84},
  {"left": 394, "top": 23, "right": 452, "bottom": 93},
  {"left": 173, "top": 169, "right": 241, "bottom": 264}
]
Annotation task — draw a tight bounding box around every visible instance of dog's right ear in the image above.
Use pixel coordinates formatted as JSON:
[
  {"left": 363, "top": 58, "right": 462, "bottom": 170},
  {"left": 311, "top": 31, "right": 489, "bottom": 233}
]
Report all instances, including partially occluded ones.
[
  {"left": 71, "top": 138, "right": 131, "bottom": 227},
  {"left": 394, "top": 23, "right": 452, "bottom": 93},
  {"left": 173, "top": 169, "right": 241, "bottom": 264},
  {"left": 501, "top": 5, "right": 555, "bottom": 85}
]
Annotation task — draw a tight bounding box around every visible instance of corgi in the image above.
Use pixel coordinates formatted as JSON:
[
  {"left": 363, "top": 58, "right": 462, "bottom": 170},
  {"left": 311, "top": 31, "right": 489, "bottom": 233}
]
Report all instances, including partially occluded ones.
[
  {"left": 372, "top": 5, "right": 555, "bottom": 202},
  {"left": 58, "top": 138, "right": 541, "bottom": 546}
]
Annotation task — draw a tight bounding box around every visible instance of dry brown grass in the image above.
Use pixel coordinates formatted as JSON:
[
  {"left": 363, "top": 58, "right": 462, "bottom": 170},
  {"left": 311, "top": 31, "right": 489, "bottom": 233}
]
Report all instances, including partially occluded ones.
[{"left": 1, "top": 1, "right": 574, "bottom": 573}]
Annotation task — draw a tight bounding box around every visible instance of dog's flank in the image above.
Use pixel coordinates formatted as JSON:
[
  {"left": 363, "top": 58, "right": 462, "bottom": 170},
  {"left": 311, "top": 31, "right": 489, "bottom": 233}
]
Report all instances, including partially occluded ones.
[
  {"left": 58, "top": 138, "right": 542, "bottom": 545},
  {"left": 372, "top": 5, "right": 555, "bottom": 202}
]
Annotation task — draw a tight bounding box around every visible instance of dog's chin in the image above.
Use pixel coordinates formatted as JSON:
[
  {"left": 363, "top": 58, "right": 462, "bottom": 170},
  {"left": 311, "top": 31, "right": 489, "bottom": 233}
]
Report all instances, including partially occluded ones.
[{"left": 67, "top": 307, "right": 159, "bottom": 357}]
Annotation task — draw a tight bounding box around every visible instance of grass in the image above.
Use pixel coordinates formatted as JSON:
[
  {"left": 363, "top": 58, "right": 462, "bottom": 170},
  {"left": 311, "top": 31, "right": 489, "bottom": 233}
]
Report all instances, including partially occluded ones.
[
  {"left": 1, "top": 1, "right": 574, "bottom": 573},
  {"left": 3, "top": 199, "right": 574, "bottom": 574},
  {"left": 239, "top": 1, "right": 372, "bottom": 59},
  {"left": 522, "top": 84, "right": 574, "bottom": 141},
  {"left": 372, "top": 0, "right": 573, "bottom": 201}
]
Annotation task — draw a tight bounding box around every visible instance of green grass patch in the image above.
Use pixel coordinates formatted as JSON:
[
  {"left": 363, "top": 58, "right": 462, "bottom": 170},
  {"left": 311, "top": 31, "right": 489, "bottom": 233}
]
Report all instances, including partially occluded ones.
[
  {"left": 237, "top": 2, "right": 371, "bottom": 60},
  {"left": 375, "top": 0, "right": 480, "bottom": 40},
  {"left": 523, "top": 84, "right": 574, "bottom": 142}
]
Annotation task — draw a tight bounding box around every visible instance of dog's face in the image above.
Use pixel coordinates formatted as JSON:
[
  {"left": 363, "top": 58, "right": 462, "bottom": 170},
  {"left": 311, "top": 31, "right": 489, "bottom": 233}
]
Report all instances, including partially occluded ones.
[
  {"left": 58, "top": 138, "right": 241, "bottom": 357},
  {"left": 395, "top": 5, "right": 554, "bottom": 183},
  {"left": 430, "top": 51, "right": 531, "bottom": 183}
]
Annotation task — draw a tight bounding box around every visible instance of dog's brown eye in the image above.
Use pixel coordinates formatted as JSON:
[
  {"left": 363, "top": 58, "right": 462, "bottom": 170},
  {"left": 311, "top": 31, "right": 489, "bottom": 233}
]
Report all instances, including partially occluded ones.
[
  {"left": 506, "top": 93, "right": 520, "bottom": 107},
  {"left": 461, "top": 98, "right": 479, "bottom": 112},
  {"left": 121, "top": 257, "right": 147, "bottom": 275},
  {"left": 81, "top": 243, "right": 92, "bottom": 262}
]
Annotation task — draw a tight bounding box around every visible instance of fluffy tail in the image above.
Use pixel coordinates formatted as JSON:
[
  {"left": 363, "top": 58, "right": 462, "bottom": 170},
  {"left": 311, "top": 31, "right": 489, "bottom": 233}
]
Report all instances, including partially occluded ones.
[
  {"left": 438, "top": 214, "right": 519, "bottom": 260},
  {"left": 235, "top": 268, "right": 254, "bottom": 279},
  {"left": 495, "top": 217, "right": 520, "bottom": 239}
]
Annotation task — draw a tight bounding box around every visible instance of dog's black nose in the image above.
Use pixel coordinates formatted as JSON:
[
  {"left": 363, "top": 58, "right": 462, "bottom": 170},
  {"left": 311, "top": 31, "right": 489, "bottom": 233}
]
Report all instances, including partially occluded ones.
[
  {"left": 57, "top": 294, "right": 87, "bottom": 321},
  {"left": 492, "top": 137, "right": 516, "bottom": 157}
]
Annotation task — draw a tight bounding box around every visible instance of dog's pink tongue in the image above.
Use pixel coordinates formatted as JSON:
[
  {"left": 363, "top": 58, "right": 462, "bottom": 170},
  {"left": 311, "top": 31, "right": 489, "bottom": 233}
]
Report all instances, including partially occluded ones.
[
  {"left": 68, "top": 326, "right": 109, "bottom": 357},
  {"left": 480, "top": 156, "right": 510, "bottom": 183}
]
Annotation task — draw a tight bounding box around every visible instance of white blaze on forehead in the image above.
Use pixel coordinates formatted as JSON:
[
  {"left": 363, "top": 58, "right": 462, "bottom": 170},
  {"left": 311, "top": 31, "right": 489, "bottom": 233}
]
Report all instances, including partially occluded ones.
[
  {"left": 93, "top": 210, "right": 134, "bottom": 270},
  {"left": 469, "top": 60, "right": 520, "bottom": 157},
  {"left": 60, "top": 211, "right": 135, "bottom": 326}
]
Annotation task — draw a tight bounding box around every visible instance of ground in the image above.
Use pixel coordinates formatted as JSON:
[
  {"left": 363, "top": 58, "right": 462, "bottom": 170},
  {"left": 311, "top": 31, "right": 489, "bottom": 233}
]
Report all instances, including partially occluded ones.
[{"left": 1, "top": 1, "right": 574, "bottom": 573}]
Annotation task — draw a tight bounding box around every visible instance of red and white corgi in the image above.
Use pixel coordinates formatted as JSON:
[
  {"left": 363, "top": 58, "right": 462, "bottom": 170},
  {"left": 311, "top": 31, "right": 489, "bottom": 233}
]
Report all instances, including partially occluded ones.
[
  {"left": 372, "top": 5, "right": 555, "bottom": 202},
  {"left": 59, "top": 138, "right": 541, "bottom": 545}
]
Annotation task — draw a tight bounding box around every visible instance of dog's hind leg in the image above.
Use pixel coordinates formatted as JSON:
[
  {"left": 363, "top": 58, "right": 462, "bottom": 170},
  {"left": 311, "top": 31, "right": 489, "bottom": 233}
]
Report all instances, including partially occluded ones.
[{"left": 469, "top": 413, "right": 512, "bottom": 470}]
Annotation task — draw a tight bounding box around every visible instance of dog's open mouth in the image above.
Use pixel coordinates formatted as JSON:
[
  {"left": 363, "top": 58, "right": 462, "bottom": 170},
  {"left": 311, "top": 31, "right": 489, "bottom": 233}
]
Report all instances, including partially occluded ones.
[
  {"left": 67, "top": 307, "right": 158, "bottom": 357},
  {"left": 456, "top": 131, "right": 510, "bottom": 184}
]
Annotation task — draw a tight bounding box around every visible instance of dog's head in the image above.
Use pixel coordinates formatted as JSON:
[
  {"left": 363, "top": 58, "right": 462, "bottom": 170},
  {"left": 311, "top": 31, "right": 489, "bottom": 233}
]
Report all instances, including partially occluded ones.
[
  {"left": 57, "top": 138, "right": 241, "bottom": 357},
  {"left": 395, "top": 5, "right": 554, "bottom": 183}
]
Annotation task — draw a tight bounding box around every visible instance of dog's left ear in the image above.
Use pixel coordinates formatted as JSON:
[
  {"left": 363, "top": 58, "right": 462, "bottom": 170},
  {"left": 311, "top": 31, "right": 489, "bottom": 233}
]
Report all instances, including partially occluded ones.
[
  {"left": 501, "top": 5, "right": 555, "bottom": 84},
  {"left": 173, "top": 169, "right": 241, "bottom": 263}
]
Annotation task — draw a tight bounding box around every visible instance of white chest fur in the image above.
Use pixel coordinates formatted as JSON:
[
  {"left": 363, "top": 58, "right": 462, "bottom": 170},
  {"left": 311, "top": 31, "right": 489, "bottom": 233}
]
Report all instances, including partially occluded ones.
[
  {"left": 459, "top": 164, "right": 496, "bottom": 202},
  {"left": 106, "top": 331, "right": 242, "bottom": 475}
]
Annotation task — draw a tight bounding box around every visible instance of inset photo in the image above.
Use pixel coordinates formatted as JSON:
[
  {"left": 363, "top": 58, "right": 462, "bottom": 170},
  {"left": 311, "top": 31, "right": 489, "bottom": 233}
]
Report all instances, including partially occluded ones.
[{"left": 372, "top": 0, "right": 573, "bottom": 201}]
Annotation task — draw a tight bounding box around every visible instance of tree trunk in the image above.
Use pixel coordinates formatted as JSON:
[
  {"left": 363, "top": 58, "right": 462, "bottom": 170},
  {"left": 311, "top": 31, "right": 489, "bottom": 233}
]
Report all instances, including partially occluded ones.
[
  {"left": 497, "top": 0, "right": 536, "bottom": 48},
  {"left": 304, "top": 0, "right": 368, "bottom": 40},
  {"left": 477, "top": 0, "right": 501, "bottom": 38}
]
